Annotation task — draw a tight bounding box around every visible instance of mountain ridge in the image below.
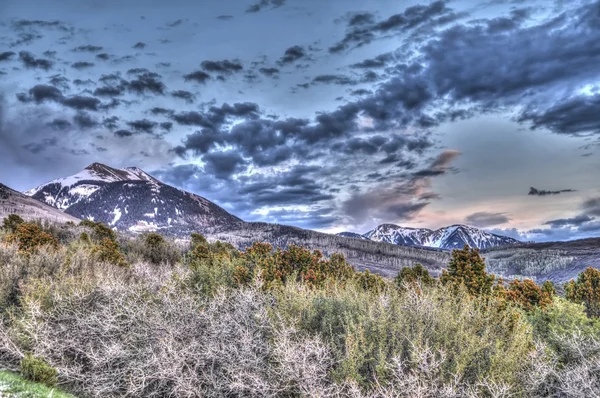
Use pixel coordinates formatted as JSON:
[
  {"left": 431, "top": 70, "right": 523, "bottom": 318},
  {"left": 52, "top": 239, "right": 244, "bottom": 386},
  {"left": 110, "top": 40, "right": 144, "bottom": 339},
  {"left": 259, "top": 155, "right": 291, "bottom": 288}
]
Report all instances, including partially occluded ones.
[{"left": 343, "top": 223, "right": 519, "bottom": 250}]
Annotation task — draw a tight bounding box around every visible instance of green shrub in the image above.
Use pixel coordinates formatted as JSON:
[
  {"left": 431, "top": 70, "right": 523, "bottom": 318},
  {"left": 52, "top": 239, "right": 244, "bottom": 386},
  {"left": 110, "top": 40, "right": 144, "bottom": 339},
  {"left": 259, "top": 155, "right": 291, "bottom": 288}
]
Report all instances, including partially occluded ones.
[
  {"left": 79, "top": 220, "right": 116, "bottom": 242},
  {"left": 2, "top": 214, "right": 24, "bottom": 233},
  {"left": 20, "top": 353, "right": 58, "bottom": 387},
  {"left": 92, "top": 238, "right": 128, "bottom": 267},
  {"left": 5, "top": 223, "right": 58, "bottom": 254},
  {"left": 565, "top": 267, "right": 600, "bottom": 318},
  {"left": 441, "top": 245, "right": 495, "bottom": 296},
  {"left": 395, "top": 263, "right": 435, "bottom": 290}
]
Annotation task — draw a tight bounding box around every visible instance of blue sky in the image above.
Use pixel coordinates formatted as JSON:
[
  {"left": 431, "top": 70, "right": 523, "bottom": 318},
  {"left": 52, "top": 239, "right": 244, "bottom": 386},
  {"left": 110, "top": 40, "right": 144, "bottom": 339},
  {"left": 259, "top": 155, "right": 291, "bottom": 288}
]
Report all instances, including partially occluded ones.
[{"left": 0, "top": 0, "right": 599, "bottom": 241}]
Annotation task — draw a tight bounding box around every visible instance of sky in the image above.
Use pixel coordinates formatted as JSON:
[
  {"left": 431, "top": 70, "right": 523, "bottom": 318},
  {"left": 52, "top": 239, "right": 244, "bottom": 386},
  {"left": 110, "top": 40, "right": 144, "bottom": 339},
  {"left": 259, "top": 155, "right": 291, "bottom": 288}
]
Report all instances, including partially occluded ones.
[{"left": 0, "top": 0, "right": 599, "bottom": 242}]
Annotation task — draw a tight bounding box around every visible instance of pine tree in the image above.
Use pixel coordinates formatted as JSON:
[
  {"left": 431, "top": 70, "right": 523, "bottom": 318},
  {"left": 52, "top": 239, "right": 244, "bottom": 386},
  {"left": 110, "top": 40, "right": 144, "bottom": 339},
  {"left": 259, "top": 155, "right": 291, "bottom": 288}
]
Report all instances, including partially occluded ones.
[
  {"left": 566, "top": 267, "right": 600, "bottom": 318},
  {"left": 440, "top": 245, "right": 495, "bottom": 296}
]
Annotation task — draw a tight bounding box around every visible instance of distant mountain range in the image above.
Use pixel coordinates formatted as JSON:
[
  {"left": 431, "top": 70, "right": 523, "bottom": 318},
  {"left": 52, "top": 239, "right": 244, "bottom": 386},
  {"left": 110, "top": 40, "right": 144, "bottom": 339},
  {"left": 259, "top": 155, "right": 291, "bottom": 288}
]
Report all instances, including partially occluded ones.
[{"left": 339, "top": 223, "right": 520, "bottom": 250}]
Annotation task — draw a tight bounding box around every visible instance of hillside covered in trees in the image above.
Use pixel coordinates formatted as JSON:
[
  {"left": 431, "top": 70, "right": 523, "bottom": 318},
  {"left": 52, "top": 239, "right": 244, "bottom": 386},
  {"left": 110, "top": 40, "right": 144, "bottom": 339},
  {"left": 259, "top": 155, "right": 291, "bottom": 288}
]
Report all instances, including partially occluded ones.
[{"left": 0, "top": 215, "right": 599, "bottom": 397}]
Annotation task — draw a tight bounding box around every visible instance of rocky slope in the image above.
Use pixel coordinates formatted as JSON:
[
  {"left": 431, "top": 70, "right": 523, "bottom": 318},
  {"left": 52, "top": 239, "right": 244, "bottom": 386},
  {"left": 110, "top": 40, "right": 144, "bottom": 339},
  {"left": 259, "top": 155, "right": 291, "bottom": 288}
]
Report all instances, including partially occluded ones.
[{"left": 0, "top": 183, "right": 79, "bottom": 224}]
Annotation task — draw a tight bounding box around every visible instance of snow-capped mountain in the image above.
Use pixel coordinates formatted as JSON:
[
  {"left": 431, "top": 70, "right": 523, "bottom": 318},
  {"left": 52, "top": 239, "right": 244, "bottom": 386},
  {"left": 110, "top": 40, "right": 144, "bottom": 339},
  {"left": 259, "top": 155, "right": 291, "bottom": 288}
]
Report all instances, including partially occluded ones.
[
  {"left": 337, "top": 231, "right": 370, "bottom": 240},
  {"left": 24, "top": 163, "right": 241, "bottom": 234},
  {"left": 1, "top": 183, "right": 79, "bottom": 224},
  {"left": 342, "top": 224, "right": 519, "bottom": 250}
]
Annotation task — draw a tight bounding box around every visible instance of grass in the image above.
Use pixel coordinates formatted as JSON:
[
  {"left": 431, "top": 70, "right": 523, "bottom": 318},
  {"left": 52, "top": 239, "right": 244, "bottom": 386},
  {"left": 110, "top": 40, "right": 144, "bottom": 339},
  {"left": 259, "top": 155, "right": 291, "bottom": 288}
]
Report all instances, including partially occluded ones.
[{"left": 0, "top": 371, "right": 75, "bottom": 398}]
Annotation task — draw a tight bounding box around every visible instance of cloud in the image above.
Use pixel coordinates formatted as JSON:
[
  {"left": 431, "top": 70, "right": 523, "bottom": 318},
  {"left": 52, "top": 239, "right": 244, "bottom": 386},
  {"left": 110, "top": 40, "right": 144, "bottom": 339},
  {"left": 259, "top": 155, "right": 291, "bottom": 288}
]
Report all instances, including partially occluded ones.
[
  {"left": 183, "top": 70, "right": 211, "bottom": 84},
  {"left": 73, "top": 111, "right": 98, "bottom": 129},
  {"left": 544, "top": 214, "right": 594, "bottom": 228},
  {"left": 217, "top": 15, "right": 234, "bottom": 20},
  {"left": 114, "top": 129, "right": 134, "bottom": 138},
  {"left": 203, "top": 151, "right": 247, "bottom": 179},
  {"left": 465, "top": 211, "right": 511, "bottom": 227},
  {"left": 126, "top": 119, "right": 158, "bottom": 134},
  {"left": 519, "top": 94, "right": 600, "bottom": 136},
  {"left": 18, "top": 51, "right": 53, "bottom": 70},
  {"left": 72, "top": 45, "right": 103, "bottom": 53},
  {"left": 582, "top": 197, "right": 600, "bottom": 217},
  {"left": 171, "top": 90, "right": 195, "bottom": 103},
  {"left": 350, "top": 52, "right": 395, "bottom": 69},
  {"left": 96, "top": 53, "right": 111, "bottom": 61},
  {"left": 528, "top": 187, "right": 577, "bottom": 196},
  {"left": 71, "top": 61, "right": 95, "bottom": 70},
  {"left": 128, "top": 72, "right": 166, "bottom": 95},
  {"left": 0, "top": 52, "right": 16, "bottom": 62},
  {"left": 200, "top": 59, "right": 243, "bottom": 74},
  {"left": 329, "top": 1, "right": 457, "bottom": 53},
  {"left": 277, "top": 45, "right": 307, "bottom": 65},
  {"left": 246, "top": 0, "right": 285, "bottom": 13},
  {"left": 259, "top": 67, "right": 279, "bottom": 77},
  {"left": 132, "top": 42, "right": 146, "bottom": 49},
  {"left": 16, "top": 84, "right": 103, "bottom": 111}
]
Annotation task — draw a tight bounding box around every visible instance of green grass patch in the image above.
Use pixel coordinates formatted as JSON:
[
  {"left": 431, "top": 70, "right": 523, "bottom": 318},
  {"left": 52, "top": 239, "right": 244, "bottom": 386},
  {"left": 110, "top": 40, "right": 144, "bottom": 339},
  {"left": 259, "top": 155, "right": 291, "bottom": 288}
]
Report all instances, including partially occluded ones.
[{"left": 0, "top": 371, "right": 76, "bottom": 398}]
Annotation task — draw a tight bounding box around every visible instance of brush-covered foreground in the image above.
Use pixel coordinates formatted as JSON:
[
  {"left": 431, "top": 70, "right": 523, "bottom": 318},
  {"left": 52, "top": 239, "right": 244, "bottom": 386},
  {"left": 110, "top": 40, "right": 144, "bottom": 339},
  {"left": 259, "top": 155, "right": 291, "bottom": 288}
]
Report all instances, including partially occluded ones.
[{"left": 0, "top": 216, "right": 599, "bottom": 397}]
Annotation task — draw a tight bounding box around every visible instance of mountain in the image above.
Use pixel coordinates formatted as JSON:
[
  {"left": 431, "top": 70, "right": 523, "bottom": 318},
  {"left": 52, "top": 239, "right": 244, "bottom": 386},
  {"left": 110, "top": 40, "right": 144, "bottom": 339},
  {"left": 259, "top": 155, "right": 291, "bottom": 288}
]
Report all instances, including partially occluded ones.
[
  {"left": 337, "top": 231, "right": 369, "bottom": 240},
  {"left": 0, "top": 183, "right": 79, "bottom": 224},
  {"left": 344, "top": 223, "right": 520, "bottom": 250},
  {"left": 24, "top": 163, "right": 241, "bottom": 234}
]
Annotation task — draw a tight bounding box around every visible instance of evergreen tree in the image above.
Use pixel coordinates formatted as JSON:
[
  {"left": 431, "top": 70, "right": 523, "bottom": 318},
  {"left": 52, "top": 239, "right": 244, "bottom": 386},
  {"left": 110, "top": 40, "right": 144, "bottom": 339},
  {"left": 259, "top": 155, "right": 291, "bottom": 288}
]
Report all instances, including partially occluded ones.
[
  {"left": 566, "top": 267, "right": 600, "bottom": 318},
  {"left": 440, "top": 245, "right": 495, "bottom": 296}
]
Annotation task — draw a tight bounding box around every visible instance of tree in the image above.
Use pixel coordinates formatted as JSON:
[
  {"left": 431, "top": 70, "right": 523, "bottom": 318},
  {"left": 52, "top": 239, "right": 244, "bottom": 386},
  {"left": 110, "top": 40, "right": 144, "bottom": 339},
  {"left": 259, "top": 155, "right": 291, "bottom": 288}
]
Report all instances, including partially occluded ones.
[
  {"left": 505, "top": 279, "right": 553, "bottom": 312},
  {"left": 395, "top": 263, "right": 434, "bottom": 290},
  {"left": 440, "top": 245, "right": 495, "bottom": 296},
  {"left": 6, "top": 222, "right": 58, "bottom": 253},
  {"left": 2, "top": 214, "right": 24, "bottom": 233},
  {"left": 566, "top": 267, "right": 600, "bottom": 318},
  {"left": 541, "top": 280, "right": 556, "bottom": 297}
]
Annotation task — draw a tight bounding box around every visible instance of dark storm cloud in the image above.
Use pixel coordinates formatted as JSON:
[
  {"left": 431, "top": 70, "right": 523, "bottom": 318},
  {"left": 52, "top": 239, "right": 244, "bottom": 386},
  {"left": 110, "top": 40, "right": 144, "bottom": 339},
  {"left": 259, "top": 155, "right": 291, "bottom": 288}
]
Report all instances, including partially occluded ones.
[
  {"left": 62, "top": 95, "right": 101, "bottom": 111},
  {"left": 259, "top": 67, "right": 279, "bottom": 77},
  {"left": 94, "top": 85, "right": 127, "bottom": 97},
  {"left": 217, "top": 15, "right": 234, "bottom": 21},
  {"left": 465, "top": 211, "right": 511, "bottom": 227},
  {"left": 22, "top": 137, "right": 58, "bottom": 154},
  {"left": 543, "top": 215, "right": 594, "bottom": 228},
  {"left": 48, "top": 75, "right": 70, "bottom": 90},
  {"left": 329, "top": 1, "right": 455, "bottom": 53},
  {"left": 132, "top": 42, "right": 146, "bottom": 49},
  {"left": 18, "top": 51, "right": 53, "bottom": 70},
  {"left": 72, "top": 45, "right": 103, "bottom": 53},
  {"left": 277, "top": 46, "right": 306, "bottom": 65},
  {"left": 160, "top": 122, "right": 173, "bottom": 132},
  {"left": 47, "top": 118, "right": 71, "bottom": 131},
  {"left": 73, "top": 79, "right": 95, "bottom": 86},
  {"left": 519, "top": 94, "right": 600, "bottom": 136},
  {"left": 10, "top": 32, "right": 43, "bottom": 47},
  {"left": 528, "top": 187, "right": 576, "bottom": 196},
  {"left": 149, "top": 107, "right": 174, "bottom": 116},
  {"left": 0, "top": 52, "right": 16, "bottom": 62},
  {"left": 582, "top": 197, "right": 600, "bottom": 217},
  {"left": 102, "top": 116, "right": 119, "bottom": 130},
  {"left": 246, "top": 0, "right": 286, "bottom": 13},
  {"left": 171, "top": 90, "right": 195, "bottom": 103},
  {"left": 114, "top": 129, "right": 134, "bottom": 138},
  {"left": 71, "top": 61, "right": 95, "bottom": 70},
  {"left": 127, "top": 119, "right": 157, "bottom": 134},
  {"left": 183, "top": 70, "right": 211, "bottom": 84},
  {"left": 96, "top": 53, "right": 111, "bottom": 61},
  {"left": 73, "top": 111, "right": 98, "bottom": 129},
  {"left": 312, "top": 74, "right": 357, "bottom": 85},
  {"left": 203, "top": 151, "right": 247, "bottom": 179},
  {"left": 200, "top": 59, "right": 243, "bottom": 74},
  {"left": 350, "top": 52, "right": 395, "bottom": 68},
  {"left": 350, "top": 89, "right": 372, "bottom": 96},
  {"left": 128, "top": 72, "right": 165, "bottom": 95},
  {"left": 16, "top": 84, "right": 103, "bottom": 111},
  {"left": 127, "top": 68, "right": 150, "bottom": 75}
]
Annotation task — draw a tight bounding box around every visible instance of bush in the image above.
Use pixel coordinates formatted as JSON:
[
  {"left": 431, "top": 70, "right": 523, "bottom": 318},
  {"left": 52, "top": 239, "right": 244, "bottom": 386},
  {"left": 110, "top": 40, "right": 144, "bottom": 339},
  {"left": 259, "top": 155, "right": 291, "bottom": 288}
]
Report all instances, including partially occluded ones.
[
  {"left": 92, "top": 238, "right": 128, "bottom": 267},
  {"left": 20, "top": 353, "right": 58, "bottom": 387},
  {"left": 79, "top": 220, "right": 116, "bottom": 242},
  {"left": 441, "top": 245, "right": 495, "bottom": 296},
  {"left": 503, "top": 279, "right": 553, "bottom": 312},
  {"left": 5, "top": 223, "right": 58, "bottom": 254},
  {"left": 395, "top": 263, "right": 435, "bottom": 290},
  {"left": 566, "top": 267, "right": 600, "bottom": 318},
  {"left": 2, "top": 214, "right": 24, "bottom": 233}
]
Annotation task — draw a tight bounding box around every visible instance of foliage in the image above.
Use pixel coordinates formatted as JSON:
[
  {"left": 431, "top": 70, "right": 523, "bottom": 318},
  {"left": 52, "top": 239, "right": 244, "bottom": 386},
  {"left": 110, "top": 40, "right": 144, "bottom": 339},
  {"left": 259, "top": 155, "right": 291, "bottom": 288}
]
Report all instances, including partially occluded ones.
[
  {"left": 441, "top": 245, "right": 495, "bottom": 296},
  {"left": 541, "top": 280, "right": 556, "bottom": 296},
  {"left": 0, "top": 371, "right": 75, "bottom": 397},
  {"left": 91, "top": 238, "right": 128, "bottom": 267},
  {"left": 20, "top": 353, "right": 58, "bottom": 387},
  {"left": 79, "top": 220, "right": 116, "bottom": 242},
  {"left": 566, "top": 267, "right": 600, "bottom": 318},
  {"left": 395, "top": 263, "right": 435, "bottom": 290},
  {"left": 503, "top": 278, "right": 553, "bottom": 312},
  {"left": 5, "top": 223, "right": 58, "bottom": 254},
  {"left": 2, "top": 214, "right": 24, "bottom": 233}
]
